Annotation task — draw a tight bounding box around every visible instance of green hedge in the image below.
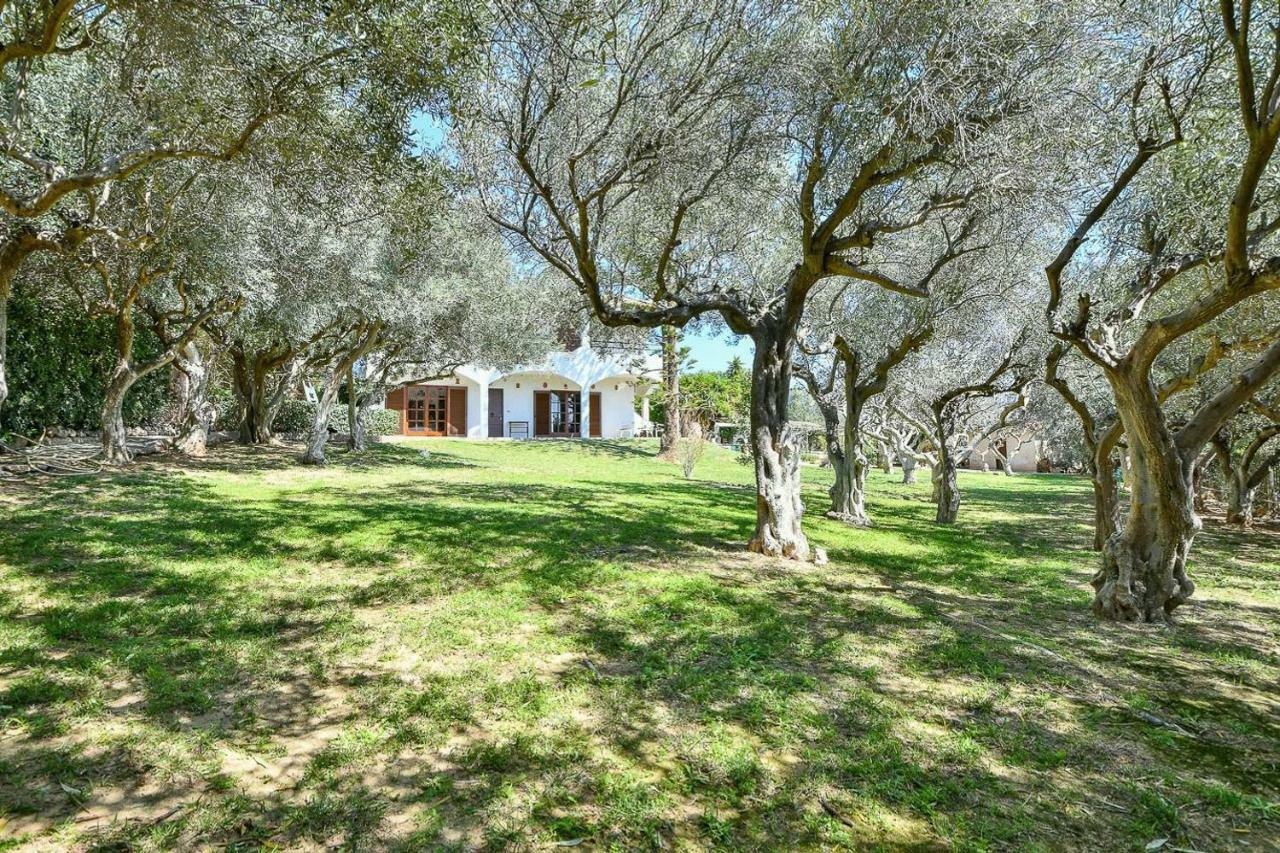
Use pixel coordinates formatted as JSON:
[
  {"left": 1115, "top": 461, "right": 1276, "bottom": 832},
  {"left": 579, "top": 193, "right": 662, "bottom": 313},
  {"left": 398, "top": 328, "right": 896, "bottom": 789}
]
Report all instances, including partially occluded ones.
[
  {"left": 366, "top": 408, "right": 400, "bottom": 436},
  {"left": 220, "top": 396, "right": 401, "bottom": 437},
  {"left": 278, "top": 400, "right": 401, "bottom": 436},
  {"left": 0, "top": 288, "right": 170, "bottom": 437},
  {"left": 272, "top": 398, "right": 317, "bottom": 434}
]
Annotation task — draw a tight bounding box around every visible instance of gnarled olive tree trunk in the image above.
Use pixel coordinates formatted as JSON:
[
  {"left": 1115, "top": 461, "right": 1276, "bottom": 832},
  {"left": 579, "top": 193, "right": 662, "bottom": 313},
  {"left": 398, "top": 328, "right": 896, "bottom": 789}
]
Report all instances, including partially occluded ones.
[
  {"left": 747, "top": 332, "right": 809, "bottom": 560},
  {"left": 99, "top": 310, "right": 175, "bottom": 465},
  {"left": 173, "top": 341, "right": 218, "bottom": 456},
  {"left": 1191, "top": 455, "right": 1212, "bottom": 514},
  {"left": 1089, "top": 461, "right": 1119, "bottom": 552},
  {"left": 347, "top": 367, "right": 386, "bottom": 454},
  {"left": 900, "top": 449, "right": 919, "bottom": 484},
  {"left": 934, "top": 447, "right": 960, "bottom": 523},
  {"left": 349, "top": 399, "right": 374, "bottom": 452},
  {"left": 300, "top": 380, "right": 340, "bottom": 465},
  {"left": 828, "top": 376, "right": 869, "bottom": 525},
  {"left": 233, "top": 352, "right": 275, "bottom": 445},
  {"left": 231, "top": 345, "right": 300, "bottom": 445},
  {"left": 1093, "top": 380, "right": 1197, "bottom": 622},
  {"left": 815, "top": 397, "right": 848, "bottom": 514},
  {"left": 1223, "top": 470, "right": 1255, "bottom": 525},
  {"left": 659, "top": 324, "right": 681, "bottom": 456},
  {"left": 101, "top": 365, "right": 138, "bottom": 465},
  {"left": 1211, "top": 426, "right": 1280, "bottom": 527},
  {"left": 301, "top": 323, "right": 383, "bottom": 466}
]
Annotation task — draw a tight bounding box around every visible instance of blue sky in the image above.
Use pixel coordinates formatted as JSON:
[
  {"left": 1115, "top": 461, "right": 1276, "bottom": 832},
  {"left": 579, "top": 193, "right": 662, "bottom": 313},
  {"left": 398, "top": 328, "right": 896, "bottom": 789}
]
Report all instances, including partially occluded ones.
[
  {"left": 409, "top": 112, "right": 447, "bottom": 152},
  {"left": 683, "top": 327, "right": 754, "bottom": 372}
]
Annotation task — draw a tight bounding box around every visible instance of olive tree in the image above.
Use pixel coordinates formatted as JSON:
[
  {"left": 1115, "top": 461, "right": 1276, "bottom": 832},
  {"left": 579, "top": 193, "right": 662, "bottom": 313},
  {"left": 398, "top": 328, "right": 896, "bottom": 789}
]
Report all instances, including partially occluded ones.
[
  {"left": 795, "top": 293, "right": 934, "bottom": 525},
  {"left": 0, "top": 0, "right": 475, "bottom": 419},
  {"left": 60, "top": 168, "right": 247, "bottom": 464},
  {"left": 462, "top": 0, "right": 1070, "bottom": 559},
  {"left": 890, "top": 332, "right": 1035, "bottom": 524},
  {"left": 1210, "top": 396, "right": 1280, "bottom": 526},
  {"left": 1043, "top": 4, "right": 1280, "bottom": 621},
  {"left": 793, "top": 212, "right": 1027, "bottom": 525}
]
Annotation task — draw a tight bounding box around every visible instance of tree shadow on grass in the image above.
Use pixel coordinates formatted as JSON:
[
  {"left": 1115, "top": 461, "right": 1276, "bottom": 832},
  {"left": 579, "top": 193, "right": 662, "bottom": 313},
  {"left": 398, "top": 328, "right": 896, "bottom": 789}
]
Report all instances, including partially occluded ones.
[
  {"left": 2, "top": 459, "right": 1277, "bottom": 849},
  {"left": 818, "top": 477, "right": 1280, "bottom": 807},
  {"left": 0, "top": 466, "right": 1045, "bottom": 848}
]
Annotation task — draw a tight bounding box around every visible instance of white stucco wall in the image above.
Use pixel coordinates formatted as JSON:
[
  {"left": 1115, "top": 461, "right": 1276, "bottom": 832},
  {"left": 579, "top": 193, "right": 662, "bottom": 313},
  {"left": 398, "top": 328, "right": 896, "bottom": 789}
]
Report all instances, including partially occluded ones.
[{"left": 590, "top": 381, "right": 636, "bottom": 438}]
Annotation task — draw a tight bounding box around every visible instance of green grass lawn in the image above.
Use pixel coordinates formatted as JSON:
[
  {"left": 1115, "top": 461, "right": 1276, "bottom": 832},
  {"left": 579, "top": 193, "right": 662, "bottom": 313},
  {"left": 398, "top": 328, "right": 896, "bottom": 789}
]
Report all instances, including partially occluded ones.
[{"left": 1, "top": 439, "right": 1277, "bottom": 851}]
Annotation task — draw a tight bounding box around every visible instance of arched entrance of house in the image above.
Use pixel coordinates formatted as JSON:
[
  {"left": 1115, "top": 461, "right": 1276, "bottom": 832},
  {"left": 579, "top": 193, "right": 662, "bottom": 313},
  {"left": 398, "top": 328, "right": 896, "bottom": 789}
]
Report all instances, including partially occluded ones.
[{"left": 492, "top": 371, "right": 586, "bottom": 438}]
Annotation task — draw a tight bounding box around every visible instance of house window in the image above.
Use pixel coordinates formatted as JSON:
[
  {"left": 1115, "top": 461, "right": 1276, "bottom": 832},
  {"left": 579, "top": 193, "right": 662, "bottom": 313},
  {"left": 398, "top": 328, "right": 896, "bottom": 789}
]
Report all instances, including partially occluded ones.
[
  {"left": 405, "top": 385, "right": 452, "bottom": 434},
  {"left": 426, "top": 386, "right": 447, "bottom": 433},
  {"left": 550, "top": 391, "right": 579, "bottom": 434},
  {"left": 406, "top": 387, "right": 427, "bottom": 430}
]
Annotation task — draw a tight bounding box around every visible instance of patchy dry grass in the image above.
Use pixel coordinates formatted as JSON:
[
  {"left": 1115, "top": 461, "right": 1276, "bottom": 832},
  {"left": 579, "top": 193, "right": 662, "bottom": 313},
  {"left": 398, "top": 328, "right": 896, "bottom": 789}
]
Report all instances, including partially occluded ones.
[{"left": 0, "top": 439, "right": 1277, "bottom": 851}]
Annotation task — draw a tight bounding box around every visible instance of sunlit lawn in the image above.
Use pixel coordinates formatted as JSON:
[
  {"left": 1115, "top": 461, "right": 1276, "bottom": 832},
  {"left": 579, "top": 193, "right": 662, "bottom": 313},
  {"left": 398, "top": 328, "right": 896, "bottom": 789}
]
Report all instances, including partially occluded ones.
[{"left": 1, "top": 439, "right": 1276, "bottom": 851}]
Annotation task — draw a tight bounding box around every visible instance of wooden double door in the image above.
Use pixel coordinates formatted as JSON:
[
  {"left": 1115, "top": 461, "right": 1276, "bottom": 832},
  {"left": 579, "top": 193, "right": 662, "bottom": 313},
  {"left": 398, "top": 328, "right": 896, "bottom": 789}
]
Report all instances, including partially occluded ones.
[
  {"left": 534, "top": 390, "right": 601, "bottom": 437},
  {"left": 387, "top": 385, "right": 467, "bottom": 436}
]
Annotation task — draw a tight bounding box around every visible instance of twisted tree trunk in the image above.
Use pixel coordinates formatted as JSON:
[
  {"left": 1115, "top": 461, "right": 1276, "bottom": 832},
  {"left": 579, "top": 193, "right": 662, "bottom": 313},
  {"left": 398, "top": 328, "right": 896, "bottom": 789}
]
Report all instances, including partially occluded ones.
[
  {"left": 1212, "top": 425, "right": 1280, "bottom": 527},
  {"left": 347, "top": 370, "right": 384, "bottom": 454},
  {"left": 747, "top": 330, "right": 809, "bottom": 560},
  {"left": 901, "top": 451, "right": 918, "bottom": 484},
  {"left": 301, "top": 323, "right": 383, "bottom": 466},
  {"left": 1090, "top": 461, "right": 1119, "bottom": 552},
  {"left": 231, "top": 345, "right": 298, "bottom": 445},
  {"left": 934, "top": 448, "right": 960, "bottom": 523},
  {"left": 659, "top": 324, "right": 681, "bottom": 456},
  {"left": 1191, "top": 453, "right": 1211, "bottom": 514},
  {"left": 300, "top": 391, "right": 337, "bottom": 465},
  {"left": 99, "top": 304, "right": 147, "bottom": 465},
  {"left": 828, "top": 374, "right": 869, "bottom": 525},
  {"left": 1224, "top": 470, "right": 1255, "bottom": 525},
  {"left": 101, "top": 365, "right": 137, "bottom": 465},
  {"left": 233, "top": 354, "right": 274, "bottom": 445},
  {"left": 816, "top": 398, "right": 848, "bottom": 514},
  {"left": 174, "top": 341, "right": 216, "bottom": 456},
  {"left": 1093, "top": 380, "right": 1197, "bottom": 622}
]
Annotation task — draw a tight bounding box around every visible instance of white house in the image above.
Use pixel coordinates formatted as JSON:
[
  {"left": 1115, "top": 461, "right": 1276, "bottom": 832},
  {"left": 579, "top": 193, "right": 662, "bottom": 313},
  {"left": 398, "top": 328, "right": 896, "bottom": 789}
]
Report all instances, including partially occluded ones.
[
  {"left": 963, "top": 433, "right": 1047, "bottom": 473},
  {"left": 381, "top": 341, "right": 656, "bottom": 439}
]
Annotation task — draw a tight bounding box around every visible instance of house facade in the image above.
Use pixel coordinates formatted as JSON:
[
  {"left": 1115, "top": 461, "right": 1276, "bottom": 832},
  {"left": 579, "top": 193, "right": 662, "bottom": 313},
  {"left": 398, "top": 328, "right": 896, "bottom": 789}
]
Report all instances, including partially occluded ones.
[
  {"left": 963, "top": 433, "right": 1047, "bottom": 473},
  {"left": 381, "top": 344, "right": 654, "bottom": 439}
]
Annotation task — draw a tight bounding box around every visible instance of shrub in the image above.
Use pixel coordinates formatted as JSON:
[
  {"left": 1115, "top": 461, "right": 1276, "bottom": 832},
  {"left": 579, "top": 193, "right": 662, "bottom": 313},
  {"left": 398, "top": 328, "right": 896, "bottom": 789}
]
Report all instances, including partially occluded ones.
[
  {"left": 366, "top": 408, "right": 400, "bottom": 436},
  {"left": 272, "top": 398, "right": 317, "bottom": 435},
  {"left": 214, "top": 397, "right": 318, "bottom": 437},
  {"left": 676, "top": 423, "right": 707, "bottom": 479}
]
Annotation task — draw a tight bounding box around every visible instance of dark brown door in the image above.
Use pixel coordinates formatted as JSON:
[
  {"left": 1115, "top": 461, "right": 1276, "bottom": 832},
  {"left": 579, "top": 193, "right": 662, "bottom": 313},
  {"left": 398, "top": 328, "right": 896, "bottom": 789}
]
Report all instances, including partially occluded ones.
[
  {"left": 590, "top": 392, "right": 602, "bottom": 438},
  {"left": 447, "top": 387, "right": 467, "bottom": 436},
  {"left": 534, "top": 391, "right": 550, "bottom": 436},
  {"left": 488, "top": 388, "right": 504, "bottom": 437}
]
